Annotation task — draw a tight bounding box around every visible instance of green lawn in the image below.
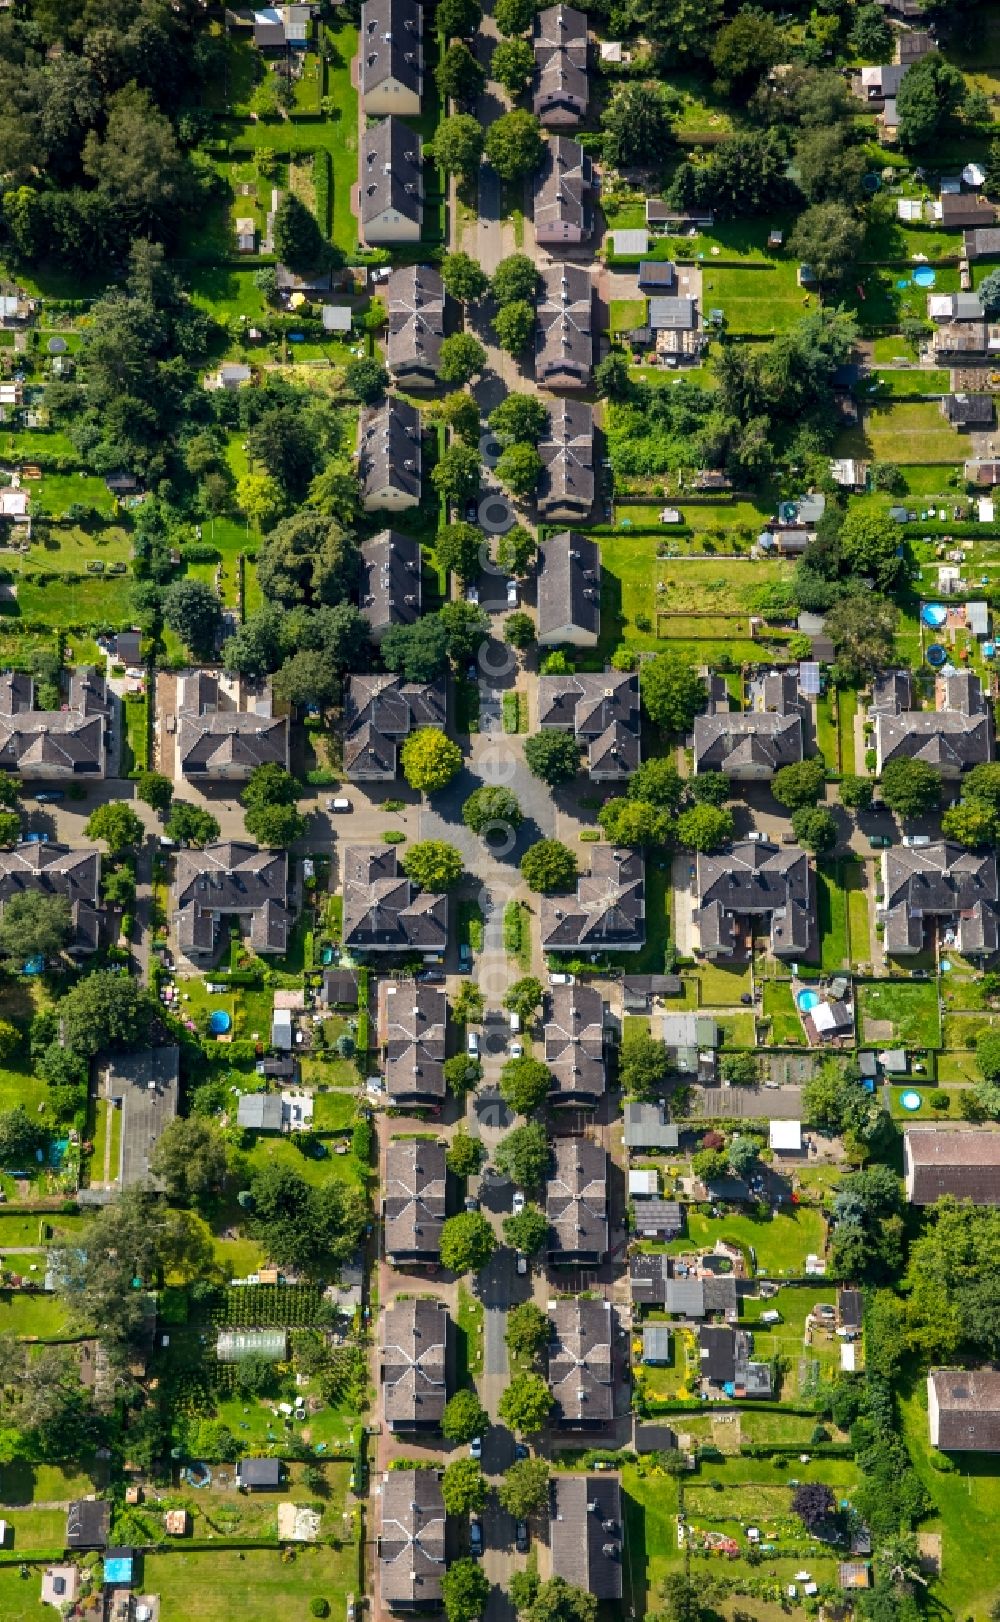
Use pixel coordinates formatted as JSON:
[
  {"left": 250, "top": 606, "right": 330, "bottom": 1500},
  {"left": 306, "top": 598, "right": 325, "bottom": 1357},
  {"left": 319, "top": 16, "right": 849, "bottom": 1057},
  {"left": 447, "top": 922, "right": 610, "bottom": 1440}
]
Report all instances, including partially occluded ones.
[
  {"left": 0, "top": 1290, "right": 72, "bottom": 1339},
  {"left": 143, "top": 1541, "right": 357, "bottom": 1622},
  {"left": 900, "top": 1384, "right": 1000, "bottom": 1620},
  {"left": 845, "top": 863, "right": 871, "bottom": 967},
  {"left": 704, "top": 262, "right": 806, "bottom": 335},
  {"left": 13, "top": 574, "right": 133, "bottom": 629},
  {"left": 762, "top": 978, "right": 804, "bottom": 1046},
  {"left": 661, "top": 1204, "right": 827, "bottom": 1277},
  {"left": 816, "top": 862, "right": 849, "bottom": 976},
  {"left": 621, "top": 1462, "right": 685, "bottom": 1616},
  {"left": 841, "top": 400, "right": 968, "bottom": 465},
  {"left": 695, "top": 960, "right": 753, "bottom": 1006},
  {"left": 313, "top": 1091, "right": 359, "bottom": 1131},
  {"left": 872, "top": 369, "right": 950, "bottom": 398},
  {"left": 243, "top": 1134, "right": 365, "bottom": 1193},
  {"left": 456, "top": 1283, "right": 484, "bottom": 1381},
  {"left": 610, "top": 297, "right": 647, "bottom": 333},
  {"left": 838, "top": 689, "right": 857, "bottom": 774},
  {"left": 857, "top": 980, "right": 941, "bottom": 1049}
]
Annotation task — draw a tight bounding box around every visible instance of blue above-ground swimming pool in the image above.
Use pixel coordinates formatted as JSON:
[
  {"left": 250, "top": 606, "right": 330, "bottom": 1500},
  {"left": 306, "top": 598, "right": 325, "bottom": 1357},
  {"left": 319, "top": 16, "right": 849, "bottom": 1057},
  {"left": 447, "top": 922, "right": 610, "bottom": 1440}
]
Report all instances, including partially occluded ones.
[
  {"left": 209, "top": 1009, "right": 231, "bottom": 1035},
  {"left": 796, "top": 989, "right": 821, "bottom": 1013},
  {"left": 926, "top": 643, "right": 947, "bottom": 667},
  {"left": 921, "top": 602, "right": 948, "bottom": 628},
  {"left": 913, "top": 266, "right": 936, "bottom": 288},
  {"left": 900, "top": 1090, "right": 923, "bottom": 1111}
]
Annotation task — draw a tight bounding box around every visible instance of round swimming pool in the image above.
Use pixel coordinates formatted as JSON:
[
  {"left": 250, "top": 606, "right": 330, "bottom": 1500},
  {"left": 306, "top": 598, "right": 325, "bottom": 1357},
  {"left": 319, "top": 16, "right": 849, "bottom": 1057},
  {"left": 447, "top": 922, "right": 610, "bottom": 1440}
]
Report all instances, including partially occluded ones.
[
  {"left": 921, "top": 602, "right": 948, "bottom": 628},
  {"left": 796, "top": 989, "right": 821, "bottom": 1013},
  {"left": 900, "top": 1090, "right": 923, "bottom": 1111},
  {"left": 209, "top": 1010, "right": 231, "bottom": 1035},
  {"left": 913, "top": 266, "right": 936, "bottom": 288},
  {"left": 926, "top": 643, "right": 947, "bottom": 667}
]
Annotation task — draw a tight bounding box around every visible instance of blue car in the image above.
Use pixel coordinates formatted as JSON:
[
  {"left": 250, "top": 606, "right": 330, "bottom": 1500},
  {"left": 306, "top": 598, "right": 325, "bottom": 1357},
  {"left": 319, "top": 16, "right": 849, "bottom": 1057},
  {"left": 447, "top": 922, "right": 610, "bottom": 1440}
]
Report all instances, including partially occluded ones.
[
  {"left": 458, "top": 944, "right": 473, "bottom": 974},
  {"left": 35, "top": 791, "right": 64, "bottom": 804}
]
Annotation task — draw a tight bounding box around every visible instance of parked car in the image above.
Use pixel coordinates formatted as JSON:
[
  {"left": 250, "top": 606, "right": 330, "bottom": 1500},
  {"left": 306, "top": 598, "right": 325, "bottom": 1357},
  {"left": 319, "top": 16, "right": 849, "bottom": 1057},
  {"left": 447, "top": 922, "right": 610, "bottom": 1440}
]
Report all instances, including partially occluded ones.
[
  {"left": 34, "top": 791, "right": 64, "bottom": 804},
  {"left": 509, "top": 1039, "right": 524, "bottom": 1058},
  {"left": 869, "top": 834, "right": 892, "bottom": 849},
  {"left": 516, "top": 1252, "right": 528, "bottom": 1276},
  {"left": 747, "top": 830, "right": 766, "bottom": 843},
  {"left": 467, "top": 1030, "right": 480, "bottom": 1057},
  {"left": 417, "top": 969, "right": 446, "bottom": 984},
  {"left": 509, "top": 1012, "right": 521, "bottom": 1033},
  {"left": 506, "top": 579, "right": 518, "bottom": 607},
  {"left": 470, "top": 1437, "right": 483, "bottom": 1460},
  {"left": 515, "top": 1522, "right": 529, "bottom": 1553},
  {"left": 903, "top": 834, "right": 931, "bottom": 848},
  {"left": 347, "top": 1597, "right": 357, "bottom": 1622},
  {"left": 464, "top": 1195, "right": 479, "bottom": 1213},
  {"left": 470, "top": 1518, "right": 483, "bottom": 1555},
  {"left": 512, "top": 1190, "right": 525, "bottom": 1216},
  {"left": 326, "top": 797, "right": 351, "bottom": 812},
  {"left": 514, "top": 1443, "right": 529, "bottom": 1460},
  {"left": 466, "top": 585, "right": 479, "bottom": 604},
  {"left": 465, "top": 498, "right": 479, "bottom": 523},
  {"left": 466, "top": 662, "right": 478, "bottom": 681},
  {"left": 549, "top": 973, "right": 575, "bottom": 986},
  {"left": 458, "top": 943, "right": 473, "bottom": 973}
]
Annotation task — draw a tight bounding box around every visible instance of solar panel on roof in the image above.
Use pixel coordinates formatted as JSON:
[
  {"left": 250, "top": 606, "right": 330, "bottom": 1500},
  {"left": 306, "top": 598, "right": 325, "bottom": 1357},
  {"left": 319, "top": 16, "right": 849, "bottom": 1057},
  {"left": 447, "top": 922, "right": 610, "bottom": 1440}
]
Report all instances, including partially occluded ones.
[{"left": 799, "top": 661, "right": 821, "bottom": 695}]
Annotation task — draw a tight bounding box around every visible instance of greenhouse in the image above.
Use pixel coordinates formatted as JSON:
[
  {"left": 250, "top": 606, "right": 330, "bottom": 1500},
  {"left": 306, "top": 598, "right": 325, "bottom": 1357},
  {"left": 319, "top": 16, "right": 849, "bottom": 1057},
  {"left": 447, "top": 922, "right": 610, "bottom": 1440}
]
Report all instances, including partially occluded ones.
[{"left": 216, "top": 1328, "right": 289, "bottom": 1364}]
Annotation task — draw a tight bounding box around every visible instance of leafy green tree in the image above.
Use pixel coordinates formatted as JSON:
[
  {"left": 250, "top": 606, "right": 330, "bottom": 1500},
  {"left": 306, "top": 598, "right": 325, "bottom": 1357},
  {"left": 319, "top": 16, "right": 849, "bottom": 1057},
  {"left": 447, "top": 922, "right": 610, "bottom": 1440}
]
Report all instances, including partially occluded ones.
[
  {"left": 620, "top": 1030, "right": 671, "bottom": 1100},
  {"left": 796, "top": 125, "right": 868, "bottom": 205},
  {"left": 628, "top": 758, "right": 684, "bottom": 812},
  {"left": 445, "top": 1054, "right": 483, "bottom": 1097},
  {"left": 523, "top": 731, "right": 580, "bottom": 786},
  {"left": 0, "top": 1104, "right": 43, "bottom": 1166},
  {"left": 434, "top": 113, "right": 486, "bottom": 180},
  {"left": 503, "top": 976, "right": 544, "bottom": 1022},
  {"left": 880, "top": 758, "right": 941, "bottom": 820},
  {"left": 851, "top": 3, "right": 892, "bottom": 58},
  {"left": 438, "top": 0, "right": 482, "bottom": 36},
  {"left": 134, "top": 771, "right": 173, "bottom": 814},
  {"left": 499, "top": 1372, "right": 553, "bottom": 1434},
  {"left": 382, "top": 617, "right": 450, "bottom": 683},
  {"left": 432, "top": 443, "right": 482, "bottom": 505},
  {"left": 0, "top": 1021, "right": 18, "bottom": 1063},
  {"left": 440, "top": 333, "right": 489, "bottom": 386},
  {"left": 498, "top": 1457, "right": 550, "bottom": 1518},
  {"left": 692, "top": 1146, "right": 729, "bottom": 1183},
  {"left": 598, "top": 798, "right": 671, "bottom": 847},
  {"left": 244, "top": 803, "right": 306, "bottom": 848},
  {"left": 962, "top": 763, "right": 1000, "bottom": 810},
  {"left": 495, "top": 0, "right": 536, "bottom": 34},
  {"left": 772, "top": 757, "right": 826, "bottom": 811},
  {"left": 941, "top": 799, "right": 999, "bottom": 848},
  {"left": 635, "top": 0, "right": 722, "bottom": 57},
  {"left": 690, "top": 771, "right": 730, "bottom": 807},
  {"left": 594, "top": 350, "right": 632, "bottom": 399},
  {"left": 492, "top": 38, "right": 536, "bottom": 94},
  {"left": 493, "top": 1121, "right": 549, "bottom": 1188},
  {"left": 520, "top": 839, "right": 578, "bottom": 893},
  {"left": 242, "top": 763, "right": 300, "bottom": 811},
  {"left": 437, "top": 522, "right": 483, "bottom": 584},
  {"left": 162, "top": 578, "right": 222, "bottom": 660},
  {"left": 441, "top": 1458, "right": 488, "bottom": 1515},
  {"left": 0, "top": 773, "right": 19, "bottom": 808},
  {"left": 787, "top": 203, "right": 865, "bottom": 290},
  {"left": 496, "top": 441, "right": 542, "bottom": 495},
  {"left": 434, "top": 391, "right": 482, "bottom": 447},
  {"left": 401, "top": 729, "right": 464, "bottom": 793},
  {"left": 500, "top": 1055, "right": 552, "bottom": 1114},
  {"left": 440, "top": 1211, "right": 497, "bottom": 1274},
  {"left": 447, "top": 1129, "right": 485, "bottom": 1179},
  {"left": 436, "top": 41, "right": 486, "bottom": 106},
  {"left": 485, "top": 111, "right": 544, "bottom": 179},
  {"left": 493, "top": 300, "right": 536, "bottom": 357},
  {"left": 505, "top": 1301, "right": 549, "bottom": 1359},
  {"left": 521, "top": 1579, "right": 596, "bottom": 1622},
  {"left": 826, "top": 594, "right": 897, "bottom": 685},
  {"left": 840, "top": 774, "right": 875, "bottom": 812},
  {"left": 503, "top": 1205, "right": 548, "bottom": 1255},
  {"left": 151, "top": 1117, "right": 228, "bottom": 1206},
  {"left": 441, "top": 252, "right": 490, "bottom": 304},
  {"left": 400, "top": 840, "right": 465, "bottom": 890},
  {"left": 495, "top": 524, "right": 537, "bottom": 576},
  {"left": 441, "top": 1559, "right": 490, "bottom": 1622},
  {"left": 59, "top": 972, "right": 159, "bottom": 1058},
  {"left": 504, "top": 611, "right": 535, "bottom": 648},
  {"left": 977, "top": 1028, "right": 1000, "bottom": 1085},
  {"left": 0, "top": 892, "right": 73, "bottom": 962},
  {"left": 166, "top": 802, "right": 220, "bottom": 848},
  {"left": 464, "top": 786, "right": 524, "bottom": 836},
  {"left": 897, "top": 52, "right": 967, "bottom": 149},
  {"left": 442, "top": 1389, "right": 490, "bottom": 1443},
  {"left": 271, "top": 650, "right": 341, "bottom": 710},
  {"left": 491, "top": 254, "right": 540, "bottom": 306},
  {"left": 722, "top": 1051, "right": 758, "bottom": 1085},
  {"left": 676, "top": 804, "right": 734, "bottom": 852},
  {"left": 839, "top": 508, "right": 902, "bottom": 592},
  {"left": 345, "top": 356, "right": 389, "bottom": 404},
  {"left": 490, "top": 395, "right": 548, "bottom": 446},
  {"left": 223, "top": 609, "right": 285, "bottom": 680},
  {"left": 273, "top": 192, "right": 327, "bottom": 271},
  {"left": 728, "top": 1133, "right": 761, "bottom": 1178},
  {"left": 711, "top": 9, "right": 782, "bottom": 96},
  {"left": 602, "top": 81, "right": 674, "bottom": 168},
  {"left": 640, "top": 653, "right": 705, "bottom": 735},
  {"left": 248, "top": 1163, "right": 366, "bottom": 1274}
]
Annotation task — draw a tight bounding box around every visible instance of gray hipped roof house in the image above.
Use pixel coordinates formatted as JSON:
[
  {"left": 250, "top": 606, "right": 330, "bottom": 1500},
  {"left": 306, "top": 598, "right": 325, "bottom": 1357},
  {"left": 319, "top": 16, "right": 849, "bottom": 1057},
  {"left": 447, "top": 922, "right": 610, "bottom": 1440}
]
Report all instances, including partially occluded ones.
[
  {"left": 538, "top": 399, "right": 594, "bottom": 523},
  {"left": 173, "top": 843, "right": 291, "bottom": 964},
  {"left": 548, "top": 1297, "right": 613, "bottom": 1427},
  {"left": 536, "top": 531, "right": 601, "bottom": 646},
  {"left": 533, "top": 4, "right": 588, "bottom": 125},
  {"left": 541, "top": 845, "right": 645, "bottom": 952},
  {"left": 378, "top": 1468, "right": 446, "bottom": 1611},
  {"left": 359, "top": 532, "right": 423, "bottom": 639},
  {"left": 928, "top": 1368, "right": 1000, "bottom": 1451},
  {"left": 381, "top": 1297, "right": 448, "bottom": 1430},
  {"left": 536, "top": 262, "right": 592, "bottom": 390},
  {"left": 695, "top": 839, "right": 815, "bottom": 961},
  {"left": 386, "top": 265, "right": 444, "bottom": 388},
  {"left": 359, "top": 118, "right": 423, "bottom": 246},
  {"left": 550, "top": 1475, "right": 622, "bottom": 1599},
  {"left": 342, "top": 845, "right": 448, "bottom": 954},
  {"left": 694, "top": 670, "right": 805, "bottom": 780},
  {"left": 881, "top": 841, "right": 1000, "bottom": 958},
  {"left": 360, "top": 0, "right": 423, "bottom": 117},
  {"left": 359, "top": 396, "right": 422, "bottom": 512},
  {"left": 871, "top": 669, "right": 993, "bottom": 776},
  {"left": 176, "top": 671, "right": 288, "bottom": 782},
  {"left": 378, "top": 979, "right": 447, "bottom": 1105},
  {"left": 384, "top": 1137, "right": 446, "bottom": 1264},
  {"left": 544, "top": 981, "right": 606, "bottom": 1106},
  {"left": 533, "top": 137, "right": 593, "bottom": 247},
  {"left": 0, "top": 841, "right": 104, "bottom": 956},
  {"left": 0, "top": 668, "right": 107, "bottom": 779},
  {"left": 537, "top": 670, "right": 640, "bottom": 779},
  {"left": 547, "top": 1137, "right": 608, "bottom": 1264},
  {"left": 343, "top": 673, "right": 446, "bottom": 780}
]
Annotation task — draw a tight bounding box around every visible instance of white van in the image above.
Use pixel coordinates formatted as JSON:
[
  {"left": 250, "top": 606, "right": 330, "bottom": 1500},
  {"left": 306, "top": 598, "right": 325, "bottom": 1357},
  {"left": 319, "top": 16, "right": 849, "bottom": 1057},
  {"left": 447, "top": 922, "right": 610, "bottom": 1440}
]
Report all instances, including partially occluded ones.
[
  {"left": 467, "top": 1030, "right": 480, "bottom": 1057},
  {"left": 509, "top": 1012, "right": 521, "bottom": 1033}
]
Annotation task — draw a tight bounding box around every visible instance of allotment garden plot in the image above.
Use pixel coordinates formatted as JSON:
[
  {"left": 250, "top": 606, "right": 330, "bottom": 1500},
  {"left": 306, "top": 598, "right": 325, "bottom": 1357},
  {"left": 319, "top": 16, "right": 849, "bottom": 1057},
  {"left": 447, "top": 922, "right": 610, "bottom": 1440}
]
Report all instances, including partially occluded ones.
[{"left": 654, "top": 557, "right": 796, "bottom": 642}]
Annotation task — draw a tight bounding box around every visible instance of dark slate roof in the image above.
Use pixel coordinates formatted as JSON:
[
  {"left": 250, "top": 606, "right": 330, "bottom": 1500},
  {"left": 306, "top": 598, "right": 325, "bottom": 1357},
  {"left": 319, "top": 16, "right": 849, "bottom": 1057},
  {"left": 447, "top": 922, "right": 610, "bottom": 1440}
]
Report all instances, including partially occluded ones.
[
  {"left": 883, "top": 842, "right": 999, "bottom": 958},
  {"left": 537, "top": 671, "right": 640, "bottom": 777},
  {"left": 343, "top": 845, "right": 448, "bottom": 952},
  {"left": 544, "top": 980, "right": 606, "bottom": 1104},
  {"left": 839, "top": 1289, "right": 863, "bottom": 1330},
  {"left": 538, "top": 399, "right": 594, "bottom": 521},
  {"left": 547, "top": 1137, "right": 608, "bottom": 1261},
  {"left": 649, "top": 296, "right": 698, "bottom": 330},
  {"left": 965, "top": 227, "right": 1000, "bottom": 258},
  {"left": 66, "top": 1500, "right": 110, "bottom": 1549},
  {"left": 533, "top": 4, "right": 589, "bottom": 122},
  {"left": 633, "top": 1199, "right": 683, "bottom": 1238},
  {"left": 358, "top": 395, "right": 422, "bottom": 507},
  {"left": 381, "top": 1297, "right": 448, "bottom": 1428},
  {"left": 940, "top": 194, "right": 998, "bottom": 228},
  {"left": 548, "top": 1298, "right": 613, "bottom": 1425},
  {"left": 380, "top": 980, "right": 447, "bottom": 1103},
  {"left": 629, "top": 1250, "right": 670, "bottom": 1306},
  {"left": 536, "top": 262, "right": 592, "bottom": 389},
  {"left": 379, "top": 1469, "right": 446, "bottom": 1607},
  {"left": 360, "top": 0, "right": 423, "bottom": 100},
  {"left": 176, "top": 671, "right": 288, "bottom": 778},
  {"left": 930, "top": 1368, "right": 1000, "bottom": 1450},
  {"left": 534, "top": 137, "right": 593, "bottom": 238},
  {"left": 541, "top": 845, "right": 645, "bottom": 951},
  {"left": 874, "top": 669, "right": 993, "bottom": 772},
  {"left": 694, "top": 712, "right": 803, "bottom": 775},
  {"left": 0, "top": 669, "right": 105, "bottom": 776},
  {"left": 173, "top": 843, "right": 290, "bottom": 960},
  {"left": 696, "top": 839, "right": 814, "bottom": 960},
  {"left": 699, "top": 1325, "right": 738, "bottom": 1383},
  {"left": 0, "top": 840, "right": 102, "bottom": 955},
  {"left": 359, "top": 118, "right": 423, "bottom": 233},
  {"left": 238, "top": 1457, "right": 283, "bottom": 1487},
  {"left": 537, "top": 531, "right": 600, "bottom": 642},
  {"left": 943, "top": 392, "right": 995, "bottom": 426},
  {"left": 386, "top": 265, "right": 444, "bottom": 385},
  {"left": 384, "top": 1137, "right": 446, "bottom": 1259},
  {"left": 322, "top": 969, "right": 360, "bottom": 1008},
  {"left": 360, "top": 530, "right": 423, "bottom": 636},
  {"left": 550, "top": 1475, "right": 622, "bottom": 1598},
  {"left": 905, "top": 1127, "right": 1000, "bottom": 1204},
  {"left": 638, "top": 261, "right": 677, "bottom": 290},
  {"left": 343, "top": 673, "right": 446, "bottom": 779}
]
